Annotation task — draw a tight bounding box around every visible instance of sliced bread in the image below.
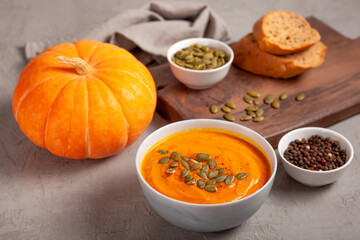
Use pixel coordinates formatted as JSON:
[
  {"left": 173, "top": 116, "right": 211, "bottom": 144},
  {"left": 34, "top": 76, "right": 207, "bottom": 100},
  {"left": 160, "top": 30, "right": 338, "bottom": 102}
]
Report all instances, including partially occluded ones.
[
  {"left": 253, "top": 10, "right": 321, "bottom": 55},
  {"left": 231, "top": 33, "right": 327, "bottom": 79}
]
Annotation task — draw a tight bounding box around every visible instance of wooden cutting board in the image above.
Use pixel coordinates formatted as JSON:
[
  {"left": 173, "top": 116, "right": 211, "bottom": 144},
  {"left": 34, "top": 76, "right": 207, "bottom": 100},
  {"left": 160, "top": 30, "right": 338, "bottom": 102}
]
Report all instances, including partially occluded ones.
[{"left": 149, "top": 17, "right": 360, "bottom": 148}]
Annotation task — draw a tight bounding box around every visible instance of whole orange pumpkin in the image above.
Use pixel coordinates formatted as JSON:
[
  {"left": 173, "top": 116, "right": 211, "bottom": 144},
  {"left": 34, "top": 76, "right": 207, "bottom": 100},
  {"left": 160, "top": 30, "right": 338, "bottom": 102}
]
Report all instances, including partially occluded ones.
[{"left": 13, "top": 40, "right": 157, "bottom": 159}]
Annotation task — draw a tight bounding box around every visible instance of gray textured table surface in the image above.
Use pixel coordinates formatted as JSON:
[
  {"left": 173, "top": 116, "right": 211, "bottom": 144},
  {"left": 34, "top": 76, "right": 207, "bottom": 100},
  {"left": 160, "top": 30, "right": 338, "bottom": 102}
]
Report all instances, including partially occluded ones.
[{"left": 1, "top": 0, "right": 359, "bottom": 239}]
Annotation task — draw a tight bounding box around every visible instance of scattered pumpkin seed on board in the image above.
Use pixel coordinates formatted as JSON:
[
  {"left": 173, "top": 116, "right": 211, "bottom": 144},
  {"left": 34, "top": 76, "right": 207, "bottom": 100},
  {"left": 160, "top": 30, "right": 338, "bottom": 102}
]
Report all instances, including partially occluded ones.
[
  {"left": 240, "top": 115, "right": 252, "bottom": 121},
  {"left": 279, "top": 92, "right": 288, "bottom": 101},
  {"left": 296, "top": 93, "right": 306, "bottom": 101},
  {"left": 253, "top": 98, "right": 260, "bottom": 106},
  {"left": 225, "top": 102, "right": 236, "bottom": 109},
  {"left": 264, "top": 94, "right": 274, "bottom": 104},
  {"left": 224, "top": 113, "right": 235, "bottom": 121},
  {"left": 247, "top": 91, "right": 260, "bottom": 98},
  {"left": 221, "top": 106, "right": 231, "bottom": 113},
  {"left": 253, "top": 116, "right": 264, "bottom": 122},
  {"left": 271, "top": 100, "right": 280, "bottom": 109},
  {"left": 244, "top": 94, "right": 253, "bottom": 104},
  {"left": 210, "top": 104, "right": 218, "bottom": 114}
]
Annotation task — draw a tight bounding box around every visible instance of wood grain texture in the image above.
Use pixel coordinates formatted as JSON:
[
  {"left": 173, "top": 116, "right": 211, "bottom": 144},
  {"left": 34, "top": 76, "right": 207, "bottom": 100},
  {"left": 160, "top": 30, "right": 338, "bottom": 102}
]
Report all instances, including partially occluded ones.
[{"left": 151, "top": 17, "right": 360, "bottom": 147}]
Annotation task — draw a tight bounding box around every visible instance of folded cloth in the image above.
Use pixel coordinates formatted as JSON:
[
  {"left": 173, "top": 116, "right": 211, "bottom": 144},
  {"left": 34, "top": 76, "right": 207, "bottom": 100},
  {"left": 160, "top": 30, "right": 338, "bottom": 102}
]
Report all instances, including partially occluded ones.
[{"left": 25, "top": 1, "right": 230, "bottom": 66}]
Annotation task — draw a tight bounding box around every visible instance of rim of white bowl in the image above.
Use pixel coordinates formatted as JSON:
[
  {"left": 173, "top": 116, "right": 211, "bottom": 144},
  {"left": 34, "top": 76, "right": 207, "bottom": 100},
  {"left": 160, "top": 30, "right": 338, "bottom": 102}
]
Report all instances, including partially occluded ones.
[
  {"left": 167, "top": 38, "right": 234, "bottom": 73},
  {"left": 135, "top": 119, "right": 277, "bottom": 207},
  {"left": 278, "top": 127, "right": 354, "bottom": 174}
]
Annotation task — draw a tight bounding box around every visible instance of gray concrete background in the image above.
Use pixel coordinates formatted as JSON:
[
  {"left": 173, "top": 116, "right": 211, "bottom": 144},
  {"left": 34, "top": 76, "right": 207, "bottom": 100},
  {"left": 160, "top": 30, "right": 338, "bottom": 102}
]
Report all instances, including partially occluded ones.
[{"left": 0, "top": 0, "right": 359, "bottom": 239}]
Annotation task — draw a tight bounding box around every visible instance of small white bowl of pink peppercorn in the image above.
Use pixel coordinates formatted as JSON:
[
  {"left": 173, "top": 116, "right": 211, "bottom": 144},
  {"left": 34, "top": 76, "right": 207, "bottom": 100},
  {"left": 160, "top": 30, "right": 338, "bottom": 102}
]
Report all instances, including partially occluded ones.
[{"left": 278, "top": 127, "right": 354, "bottom": 187}]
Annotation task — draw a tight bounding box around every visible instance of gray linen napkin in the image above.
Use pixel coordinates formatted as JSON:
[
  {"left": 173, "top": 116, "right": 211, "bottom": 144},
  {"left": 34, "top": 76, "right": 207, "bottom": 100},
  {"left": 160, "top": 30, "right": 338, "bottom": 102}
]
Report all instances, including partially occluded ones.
[{"left": 25, "top": 1, "right": 230, "bottom": 66}]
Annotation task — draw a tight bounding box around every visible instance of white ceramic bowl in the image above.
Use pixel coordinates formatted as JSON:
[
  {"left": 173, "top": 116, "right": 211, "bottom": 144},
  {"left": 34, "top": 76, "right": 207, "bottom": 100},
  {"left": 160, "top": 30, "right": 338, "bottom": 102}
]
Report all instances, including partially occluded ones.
[
  {"left": 167, "top": 38, "right": 234, "bottom": 90},
  {"left": 278, "top": 127, "right": 354, "bottom": 187},
  {"left": 136, "top": 119, "right": 277, "bottom": 232}
]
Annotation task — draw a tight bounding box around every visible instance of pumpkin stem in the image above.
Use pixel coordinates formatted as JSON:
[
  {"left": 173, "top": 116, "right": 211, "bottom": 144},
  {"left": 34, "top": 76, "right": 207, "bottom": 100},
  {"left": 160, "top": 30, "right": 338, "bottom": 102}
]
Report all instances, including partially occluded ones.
[{"left": 57, "top": 56, "right": 88, "bottom": 75}]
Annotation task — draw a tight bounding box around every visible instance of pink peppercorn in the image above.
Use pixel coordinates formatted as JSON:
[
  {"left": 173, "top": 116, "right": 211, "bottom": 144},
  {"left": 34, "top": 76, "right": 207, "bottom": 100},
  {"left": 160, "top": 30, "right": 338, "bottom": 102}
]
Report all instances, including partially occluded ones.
[{"left": 312, "top": 164, "right": 317, "bottom": 170}]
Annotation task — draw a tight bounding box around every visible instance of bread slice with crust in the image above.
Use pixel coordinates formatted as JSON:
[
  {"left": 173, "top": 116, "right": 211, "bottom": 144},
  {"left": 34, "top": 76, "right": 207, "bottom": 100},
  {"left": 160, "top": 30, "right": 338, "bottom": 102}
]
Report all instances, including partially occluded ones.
[
  {"left": 231, "top": 33, "right": 327, "bottom": 79},
  {"left": 253, "top": 10, "right": 321, "bottom": 55}
]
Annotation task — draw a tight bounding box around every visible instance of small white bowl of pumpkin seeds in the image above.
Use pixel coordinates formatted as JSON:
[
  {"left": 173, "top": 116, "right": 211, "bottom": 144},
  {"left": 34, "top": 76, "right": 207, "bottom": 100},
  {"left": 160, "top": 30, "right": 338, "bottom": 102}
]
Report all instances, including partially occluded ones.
[{"left": 167, "top": 38, "right": 234, "bottom": 90}]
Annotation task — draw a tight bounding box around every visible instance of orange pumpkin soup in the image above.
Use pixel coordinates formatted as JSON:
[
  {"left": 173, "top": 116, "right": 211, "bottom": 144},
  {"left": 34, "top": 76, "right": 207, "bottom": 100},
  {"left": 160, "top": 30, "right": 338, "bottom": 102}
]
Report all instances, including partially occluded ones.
[{"left": 141, "top": 129, "right": 271, "bottom": 204}]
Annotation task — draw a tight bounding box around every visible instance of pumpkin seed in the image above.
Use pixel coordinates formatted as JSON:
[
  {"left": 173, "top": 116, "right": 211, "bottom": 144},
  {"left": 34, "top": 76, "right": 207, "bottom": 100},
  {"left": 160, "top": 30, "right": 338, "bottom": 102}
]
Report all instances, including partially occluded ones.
[
  {"left": 186, "top": 179, "right": 196, "bottom": 185},
  {"left": 296, "top": 93, "right": 305, "bottom": 101},
  {"left": 218, "top": 167, "right": 225, "bottom": 174},
  {"left": 197, "top": 179, "right": 206, "bottom": 189},
  {"left": 247, "top": 91, "right": 260, "bottom": 98},
  {"left": 271, "top": 100, "right": 280, "bottom": 109},
  {"left": 158, "top": 157, "right": 170, "bottom": 164},
  {"left": 247, "top": 111, "right": 256, "bottom": 117},
  {"left": 223, "top": 113, "right": 235, "bottom": 122},
  {"left": 158, "top": 149, "right": 168, "bottom": 154},
  {"left": 208, "top": 159, "right": 216, "bottom": 169},
  {"left": 205, "top": 179, "right": 217, "bottom": 185},
  {"left": 253, "top": 98, "right": 260, "bottom": 106},
  {"left": 236, "top": 172, "right": 248, "bottom": 180},
  {"left": 181, "top": 169, "right": 189, "bottom": 178},
  {"left": 210, "top": 104, "right": 218, "bottom": 114},
  {"left": 170, "top": 161, "right": 179, "bottom": 167},
  {"left": 196, "top": 153, "right": 211, "bottom": 161},
  {"left": 166, "top": 168, "right": 175, "bottom": 174},
  {"left": 191, "top": 162, "right": 201, "bottom": 170},
  {"left": 246, "top": 106, "right": 258, "bottom": 112},
  {"left": 225, "top": 174, "right": 235, "bottom": 185},
  {"left": 208, "top": 170, "right": 219, "bottom": 179},
  {"left": 201, "top": 164, "right": 209, "bottom": 173},
  {"left": 244, "top": 94, "right": 253, "bottom": 104},
  {"left": 189, "top": 159, "right": 199, "bottom": 164},
  {"left": 225, "top": 102, "right": 236, "bottom": 109},
  {"left": 255, "top": 108, "right": 264, "bottom": 117},
  {"left": 240, "top": 115, "right": 253, "bottom": 121},
  {"left": 254, "top": 116, "right": 264, "bottom": 122},
  {"left": 197, "top": 171, "right": 208, "bottom": 180},
  {"left": 215, "top": 175, "right": 227, "bottom": 183},
  {"left": 221, "top": 106, "right": 231, "bottom": 113},
  {"left": 204, "top": 185, "right": 217, "bottom": 192},
  {"left": 264, "top": 94, "right": 274, "bottom": 104},
  {"left": 279, "top": 92, "right": 288, "bottom": 101},
  {"left": 181, "top": 156, "right": 189, "bottom": 161},
  {"left": 181, "top": 159, "right": 190, "bottom": 169},
  {"left": 185, "top": 175, "right": 193, "bottom": 182},
  {"left": 171, "top": 151, "right": 181, "bottom": 160},
  {"left": 172, "top": 44, "right": 230, "bottom": 70},
  {"left": 184, "top": 55, "right": 194, "bottom": 63}
]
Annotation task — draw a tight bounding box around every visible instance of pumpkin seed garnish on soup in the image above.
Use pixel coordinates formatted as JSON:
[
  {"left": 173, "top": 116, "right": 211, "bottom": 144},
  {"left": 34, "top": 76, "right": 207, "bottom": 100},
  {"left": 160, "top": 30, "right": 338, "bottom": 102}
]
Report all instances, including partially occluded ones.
[{"left": 141, "top": 130, "right": 271, "bottom": 204}]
